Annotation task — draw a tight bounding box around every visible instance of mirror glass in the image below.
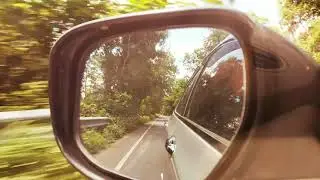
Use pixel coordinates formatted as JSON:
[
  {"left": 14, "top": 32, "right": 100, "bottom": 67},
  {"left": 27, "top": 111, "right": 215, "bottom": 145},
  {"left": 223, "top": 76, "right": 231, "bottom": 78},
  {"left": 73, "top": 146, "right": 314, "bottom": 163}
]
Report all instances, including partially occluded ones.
[{"left": 79, "top": 27, "right": 246, "bottom": 180}]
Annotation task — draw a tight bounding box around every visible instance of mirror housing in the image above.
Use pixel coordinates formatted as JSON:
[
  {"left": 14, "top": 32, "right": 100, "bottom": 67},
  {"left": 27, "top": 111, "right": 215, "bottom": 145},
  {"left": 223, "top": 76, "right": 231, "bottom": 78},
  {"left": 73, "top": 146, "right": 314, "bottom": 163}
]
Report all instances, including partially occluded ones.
[{"left": 49, "top": 8, "right": 319, "bottom": 180}]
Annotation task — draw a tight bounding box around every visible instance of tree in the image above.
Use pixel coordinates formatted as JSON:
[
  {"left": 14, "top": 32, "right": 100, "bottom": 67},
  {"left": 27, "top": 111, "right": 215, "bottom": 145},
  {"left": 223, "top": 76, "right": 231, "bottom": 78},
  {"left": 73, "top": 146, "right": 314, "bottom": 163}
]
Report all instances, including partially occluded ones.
[
  {"left": 81, "top": 29, "right": 177, "bottom": 117},
  {"left": 0, "top": 0, "right": 117, "bottom": 111},
  {"left": 183, "top": 29, "right": 229, "bottom": 71},
  {"left": 0, "top": 0, "right": 171, "bottom": 111},
  {"left": 280, "top": 0, "right": 320, "bottom": 30},
  {"left": 280, "top": 0, "right": 320, "bottom": 63},
  {"left": 0, "top": 0, "right": 117, "bottom": 92},
  {"left": 161, "top": 78, "right": 188, "bottom": 115},
  {"left": 296, "top": 20, "right": 320, "bottom": 63}
]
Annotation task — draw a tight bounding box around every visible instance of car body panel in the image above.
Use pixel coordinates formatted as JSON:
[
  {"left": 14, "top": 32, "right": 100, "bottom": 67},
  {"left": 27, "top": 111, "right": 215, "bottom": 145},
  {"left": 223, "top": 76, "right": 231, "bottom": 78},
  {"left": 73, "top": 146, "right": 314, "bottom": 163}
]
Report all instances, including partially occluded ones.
[{"left": 168, "top": 113, "right": 222, "bottom": 180}]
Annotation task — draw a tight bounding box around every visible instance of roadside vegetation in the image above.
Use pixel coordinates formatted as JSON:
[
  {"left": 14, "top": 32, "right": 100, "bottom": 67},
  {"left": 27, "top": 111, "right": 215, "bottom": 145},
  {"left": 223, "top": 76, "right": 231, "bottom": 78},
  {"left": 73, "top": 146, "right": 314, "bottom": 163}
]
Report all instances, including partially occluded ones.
[
  {"left": 81, "top": 116, "right": 153, "bottom": 154},
  {"left": 0, "top": 119, "right": 85, "bottom": 179}
]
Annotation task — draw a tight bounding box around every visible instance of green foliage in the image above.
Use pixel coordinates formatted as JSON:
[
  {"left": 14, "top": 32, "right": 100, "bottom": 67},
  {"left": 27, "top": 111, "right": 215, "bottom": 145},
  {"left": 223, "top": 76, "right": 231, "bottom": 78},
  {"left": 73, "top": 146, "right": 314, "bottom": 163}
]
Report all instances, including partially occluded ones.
[
  {"left": 297, "top": 19, "right": 320, "bottom": 63},
  {"left": 81, "top": 91, "right": 133, "bottom": 117},
  {"left": 280, "top": 0, "right": 320, "bottom": 29},
  {"left": 0, "top": 120, "right": 84, "bottom": 179},
  {"left": 104, "top": 120, "right": 126, "bottom": 139},
  {"left": 0, "top": 0, "right": 117, "bottom": 94},
  {"left": 0, "top": 81, "right": 48, "bottom": 111},
  {"left": 80, "top": 102, "right": 107, "bottom": 117},
  {"left": 1, "top": 0, "right": 173, "bottom": 112},
  {"left": 81, "top": 116, "right": 143, "bottom": 154},
  {"left": 138, "top": 115, "right": 152, "bottom": 124},
  {"left": 106, "top": 92, "right": 134, "bottom": 116},
  {"left": 122, "top": 0, "right": 168, "bottom": 12},
  {"left": 81, "top": 128, "right": 106, "bottom": 154},
  {"left": 81, "top": 29, "right": 177, "bottom": 121},
  {"left": 161, "top": 78, "right": 188, "bottom": 115},
  {"left": 139, "top": 96, "right": 153, "bottom": 116},
  {"left": 280, "top": 0, "right": 320, "bottom": 64}
]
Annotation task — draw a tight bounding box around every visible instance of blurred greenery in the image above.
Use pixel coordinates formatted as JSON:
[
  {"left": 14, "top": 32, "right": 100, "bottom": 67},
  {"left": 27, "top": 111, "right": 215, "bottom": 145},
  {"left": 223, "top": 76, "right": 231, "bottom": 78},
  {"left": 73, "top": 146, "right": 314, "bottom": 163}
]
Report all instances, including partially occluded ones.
[
  {"left": 0, "top": 81, "right": 48, "bottom": 111},
  {"left": 280, "top": 0, "right": 320, "bottom": 31},
  {"left": 297, "top": 20, "right": 320, "bottom": 63},
  {"left": 0, "top": 0, "right": 176, "bottom": 112},
  {"left": 280, "top": 0, "right": 320, "bottom": 63},
  {"left": 0, "top": 120, "right": 85, "bottom": 179},
  {"left": 0, "top": 0, "right": 117, "bottom": 111}
]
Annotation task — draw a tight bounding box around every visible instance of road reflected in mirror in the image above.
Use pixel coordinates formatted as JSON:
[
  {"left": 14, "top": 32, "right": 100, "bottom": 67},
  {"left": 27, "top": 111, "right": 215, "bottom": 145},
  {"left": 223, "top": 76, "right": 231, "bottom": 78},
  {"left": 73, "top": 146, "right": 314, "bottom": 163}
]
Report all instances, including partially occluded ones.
[{"left": 79, "top": 27, "right": 246, "bottom": 179}]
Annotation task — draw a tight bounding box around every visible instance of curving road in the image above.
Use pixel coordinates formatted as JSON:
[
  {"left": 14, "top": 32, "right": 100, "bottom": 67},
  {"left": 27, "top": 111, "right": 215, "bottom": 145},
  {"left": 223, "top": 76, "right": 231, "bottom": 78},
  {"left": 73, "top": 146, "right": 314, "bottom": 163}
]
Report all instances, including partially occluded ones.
[{"left": 93, "top": 116, "right": 177, "bottom": 180}]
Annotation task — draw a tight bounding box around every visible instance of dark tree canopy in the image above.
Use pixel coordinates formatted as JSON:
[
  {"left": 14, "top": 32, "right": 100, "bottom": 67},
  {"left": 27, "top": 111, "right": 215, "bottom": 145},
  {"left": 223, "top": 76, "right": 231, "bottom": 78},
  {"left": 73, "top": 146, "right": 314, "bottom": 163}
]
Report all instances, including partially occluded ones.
[{"left": 81, "top": 30, "right": 176, "bottom": 117}]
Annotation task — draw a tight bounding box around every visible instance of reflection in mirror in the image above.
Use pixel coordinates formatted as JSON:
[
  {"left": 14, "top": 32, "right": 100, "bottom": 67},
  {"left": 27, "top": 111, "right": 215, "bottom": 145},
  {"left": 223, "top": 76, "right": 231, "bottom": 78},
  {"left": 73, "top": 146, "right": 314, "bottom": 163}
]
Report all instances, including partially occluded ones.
[{"left": 79, "top": 27, "right": 246, "bottom": 180}]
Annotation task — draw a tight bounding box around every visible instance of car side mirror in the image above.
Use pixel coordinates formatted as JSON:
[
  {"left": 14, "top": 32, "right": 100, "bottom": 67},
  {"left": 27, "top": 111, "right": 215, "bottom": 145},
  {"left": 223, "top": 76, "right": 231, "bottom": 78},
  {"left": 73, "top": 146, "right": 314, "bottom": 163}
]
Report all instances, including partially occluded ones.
[{"left": 49, "top": 8, "right": 319, "bottom": 180}]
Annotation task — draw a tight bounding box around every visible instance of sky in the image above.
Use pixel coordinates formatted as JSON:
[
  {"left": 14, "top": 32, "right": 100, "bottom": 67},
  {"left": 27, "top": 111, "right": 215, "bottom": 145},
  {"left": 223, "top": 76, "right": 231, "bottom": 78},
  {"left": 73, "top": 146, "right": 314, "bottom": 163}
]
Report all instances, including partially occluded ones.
[
  {"left": 165, "top": 0, "right": 282, "bottom": 78},
  {"left": 166, "top": 28, "right": 211, "bottom": 78}
]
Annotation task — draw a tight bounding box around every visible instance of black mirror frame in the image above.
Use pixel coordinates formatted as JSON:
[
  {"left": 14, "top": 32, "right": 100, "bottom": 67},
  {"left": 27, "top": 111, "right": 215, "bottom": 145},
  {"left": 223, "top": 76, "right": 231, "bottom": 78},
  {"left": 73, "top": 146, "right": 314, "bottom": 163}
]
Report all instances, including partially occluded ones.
[{"left": 49, "top": 8, "right": 258, "bottom": 180}]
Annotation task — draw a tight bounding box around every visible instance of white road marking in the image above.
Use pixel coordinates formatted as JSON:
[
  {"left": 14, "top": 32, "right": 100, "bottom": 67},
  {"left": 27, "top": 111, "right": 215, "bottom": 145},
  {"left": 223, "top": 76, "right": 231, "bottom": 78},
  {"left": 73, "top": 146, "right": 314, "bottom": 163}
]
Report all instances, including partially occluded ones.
[
  {"left": 161, "top": 172, "right": 164, "bottom": 180},
  {"left": 114, "top": 122, "right": 154, "bottom": 171},
  {"left": 170, "top": 157, "right": 180, "bottom": 180}
]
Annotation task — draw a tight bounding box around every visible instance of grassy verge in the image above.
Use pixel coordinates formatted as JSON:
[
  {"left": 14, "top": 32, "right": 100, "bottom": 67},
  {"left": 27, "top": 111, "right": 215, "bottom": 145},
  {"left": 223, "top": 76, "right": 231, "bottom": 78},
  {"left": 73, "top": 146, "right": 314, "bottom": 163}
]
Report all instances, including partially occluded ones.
[
  {"left": 0, "top": 120, "right": 85, "bottom": 180},
  {"left": 0, "top": 114, "right": 156, "bottom": 179},
  {"left": 81, "top": 115, "right": 154, "bottom": 154}
]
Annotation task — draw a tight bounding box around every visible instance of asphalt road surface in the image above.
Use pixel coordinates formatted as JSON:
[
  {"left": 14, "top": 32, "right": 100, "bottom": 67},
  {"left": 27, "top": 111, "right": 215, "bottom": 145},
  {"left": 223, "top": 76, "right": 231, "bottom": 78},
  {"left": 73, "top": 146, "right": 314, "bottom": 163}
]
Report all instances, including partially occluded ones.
[{"left": 93, "top": 116, "right": 177, "bottom": 180}]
